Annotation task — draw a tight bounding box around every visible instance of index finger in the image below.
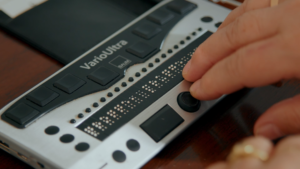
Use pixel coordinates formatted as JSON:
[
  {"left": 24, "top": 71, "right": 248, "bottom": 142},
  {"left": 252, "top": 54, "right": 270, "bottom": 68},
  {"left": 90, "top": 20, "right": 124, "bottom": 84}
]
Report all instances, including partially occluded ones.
[{"left": 182, "top": 5, "right": 280, "bottom": 82}]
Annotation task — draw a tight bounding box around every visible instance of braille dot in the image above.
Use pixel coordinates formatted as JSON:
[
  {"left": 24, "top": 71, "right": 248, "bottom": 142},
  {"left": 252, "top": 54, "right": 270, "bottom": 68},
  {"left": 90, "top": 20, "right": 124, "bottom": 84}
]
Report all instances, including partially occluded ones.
[
  {"left": 180, "top": 40, "right": 185, "bottom": 45},
  {"left": 128, "top": 77, "right": 134, "bottom": 82},
  {"left": 78, "top": 113, "right": 84, "bottom": 118},
  {"left": 148, "top": 63, "right": 153, "bottom": 67},
  {"left": 186, "top": 36, "right": 191, "bottom": 40},
  {"left": 93, "top": 103, "right": 99, "bottom": 108},
  {"left": 215, "top": 22, "right": 222, "bottom": 28},
  {"left": 45, "top": 126, "right": 59, "bottom": 135},
  {"left": 75, "top": 142, "right": 90, "bottom": 152},
  {"left": 192, "top": 32, "right": 196, "bottom": 36},
  {"left": 70, "top": 119, "right": 76, "bottom": 124},
  {"left": 85, "top": 108, "right": 91, "bottom": 113},
  {"left": 161, "top": 54, "right": 166, "bottom": 58},
  {"left": 174, "top": 45, "right": 178, "bottom": 49},
  {"left": 201, "top": 16, "right": 213, "bottom": 22},
  {"left": 100, "top": 97, "right": 106, "bottom": 102},
  {"left": 122, "top": 82, "right": 127, "bottom": 87},
  {"left": 60, "top": 134, "right": 74, "bottom": 143},
  {"left": 168, "top": 49, "right": 173, "bottom": 54},
  {"left": 155, "top": 58, "right": 160, "bottom": 63},
  {"left": 198, "top": 27, "right": 202, "bottom": 31},
  {"left": 135, "top": 72, "right": 141, "bottom": 77},
  {"left": 107, "top": 92, "right": 113, "bottom": 97},
  {"left": 142, "top": 68, "right": 147, "bottom": 72},
  {"left": 115, "top": 87, "right": 120, "bottom": 92}
]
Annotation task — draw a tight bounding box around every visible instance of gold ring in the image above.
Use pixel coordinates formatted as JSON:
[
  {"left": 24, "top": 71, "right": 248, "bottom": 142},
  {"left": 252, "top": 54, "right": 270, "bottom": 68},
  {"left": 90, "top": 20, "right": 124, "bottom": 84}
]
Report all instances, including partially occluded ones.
[
  {"left": 227, "top": 143, "right": 269, "bottom": 162},
  {"left": 270, "top": 0, "right": 279, "bottom": 7}
]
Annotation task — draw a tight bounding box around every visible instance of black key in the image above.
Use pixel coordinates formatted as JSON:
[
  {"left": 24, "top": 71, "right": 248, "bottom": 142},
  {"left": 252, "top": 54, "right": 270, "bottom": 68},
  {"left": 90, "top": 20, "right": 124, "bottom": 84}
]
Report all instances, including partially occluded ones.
[
  {"left": 147, "top": 10, "right": 174, "bottom": 25},
  {"left": 88, "top": 67, "right": 119, "bottom": 86},
  {"left": 5, "top": 103, "right": 39, "bottom": 125},
  {"left": 133, "top": 23, "right": 162, "bottom": 39},
  {"left": 126, "top": 42, "right": 157, "bottom": 58},
  {"left": 54, "top": 74, "right": 85, "bottom": 94},
  {"left": 26, "top": 86, "right": 59, "bottom": 107},
  {"left": 140, "top": 105, "right": 184, "bottom": 142},
  {"left": 167, "top": 0, "right": 197, "bottom": 15}
]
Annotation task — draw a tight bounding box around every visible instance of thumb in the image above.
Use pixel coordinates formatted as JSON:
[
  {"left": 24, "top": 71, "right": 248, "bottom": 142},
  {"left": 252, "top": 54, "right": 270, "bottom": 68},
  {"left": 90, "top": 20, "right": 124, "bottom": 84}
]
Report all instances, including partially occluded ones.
[{"left": 254, "top": 94, "right": 300, "bottom": 140}]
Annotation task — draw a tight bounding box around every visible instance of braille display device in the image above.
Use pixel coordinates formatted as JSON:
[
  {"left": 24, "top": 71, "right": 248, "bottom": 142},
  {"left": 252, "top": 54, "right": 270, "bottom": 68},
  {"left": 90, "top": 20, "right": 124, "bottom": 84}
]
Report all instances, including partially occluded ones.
[{"left": 0, "top": 1, "right": 231, "bottom": 168}]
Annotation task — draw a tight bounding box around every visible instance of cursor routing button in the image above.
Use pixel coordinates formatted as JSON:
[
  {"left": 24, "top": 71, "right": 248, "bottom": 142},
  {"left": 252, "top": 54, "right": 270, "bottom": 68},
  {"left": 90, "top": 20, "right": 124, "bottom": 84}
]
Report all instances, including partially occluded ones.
[{"left": 177, "top": 92, "right": 201, "bottom": 112}]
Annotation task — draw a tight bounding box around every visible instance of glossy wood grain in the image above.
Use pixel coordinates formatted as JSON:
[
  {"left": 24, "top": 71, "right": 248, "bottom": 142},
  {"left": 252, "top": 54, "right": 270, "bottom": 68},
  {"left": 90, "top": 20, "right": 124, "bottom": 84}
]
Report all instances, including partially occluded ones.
[{"left": 1, "top": 1, "right": 300, "bottom": 169}]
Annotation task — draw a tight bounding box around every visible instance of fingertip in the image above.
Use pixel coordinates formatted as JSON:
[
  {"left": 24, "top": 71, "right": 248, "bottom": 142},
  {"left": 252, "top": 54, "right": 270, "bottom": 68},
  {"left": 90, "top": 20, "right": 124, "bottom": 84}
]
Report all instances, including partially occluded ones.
[{"left": 182, "top": 60, "right": 192, "bottom": 80}]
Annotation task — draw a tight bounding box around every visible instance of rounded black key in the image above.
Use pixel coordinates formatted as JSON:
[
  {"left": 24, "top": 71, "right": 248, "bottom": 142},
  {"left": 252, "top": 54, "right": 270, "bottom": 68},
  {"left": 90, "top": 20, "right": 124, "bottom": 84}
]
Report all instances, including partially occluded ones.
[
  {"left": 126, "top": 139, "right": 140, "bottom": 152},
  {"left": 192, "top": 32, "right": 196, "bottom": 36},
  {"left": 107, "top": 92, "right": 113, "bottom": 97},
  {"left": 78, "top": 113, "right": 84, "bottom": 118},
  {"left": 70, "top": 119, "right": 76, "bottom": 124},
  {"left": 93, "top": 103, "right": 99, "bottom": 108},
  {"left": 135, "top": 72, "right": 141, "bottom": 77},
  {"left": 198, "top": 27, "right": 202, "bottom": 31},
  {"left": 174, "top": 45, "right": 179, "bottom": 49},
  {"left": 148, "top": 63, "right": 154, "bottom": 68},
  {"left": 186, "top": 36, "right": 191, "bottom": 40},
  {"left": 112, "top": 150, "right": 126, "bottom": 163},
  {"left": 100, "top": 97, "right": 106, "bottom": 102},
  {"left": 201, "top": 16, "right": 213, "bottom": 22},
  {"left": 168, "top": 49, "right": 173, "bottom": 54},
  {"left": 215, "top": 22, "right": 222, "bottom": 28},
  {"left": 128, "top": 77, "right": 134, "bottom": 82},
  {"left": 161, "top": 54, "right": 166, "bottom": 58},
  {"left": 115, "top": 87, "right": 120, "bottom": 92},
  {"left": 180, "top": 40, "right": 185, "bottom": 45},
  {"left": 45, "top": 126, "right": 59, "bottom": 135},
  {"left": 177, "top": 92, "right": 201, "bottom": 112},
  {"left": 75, "top": 142, "right": 90, "bottom": 152},
  {"left": 60, "top": 134, "right": 74, "bottom": 143},
  {"left": 85, "top": 108, "right": 91, "bottom": 113},
  {"left": 122, "top": 82, "right": 127, "bottom": 87},
  {"left": 142, "top": 68, "right": 147, "bottom": 72},
  {"left": 155, "top": 58, "right": 160, "bottom": 63}
]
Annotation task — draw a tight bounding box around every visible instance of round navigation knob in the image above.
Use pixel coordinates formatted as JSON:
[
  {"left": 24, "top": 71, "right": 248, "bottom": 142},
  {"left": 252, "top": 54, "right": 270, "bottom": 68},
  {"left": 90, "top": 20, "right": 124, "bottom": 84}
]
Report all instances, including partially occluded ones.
[{"left": 177, "top": 92, "right": 201, "bottom": 112}]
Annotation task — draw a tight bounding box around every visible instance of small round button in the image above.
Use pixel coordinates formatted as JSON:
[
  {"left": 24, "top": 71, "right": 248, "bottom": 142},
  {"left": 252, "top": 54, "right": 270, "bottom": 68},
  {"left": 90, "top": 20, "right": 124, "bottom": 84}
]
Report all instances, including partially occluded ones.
[
  {"left": 60, "top": 134, "right": 74, "bottom": 143},
  {"left": 112, "top": 150, "right": 126, "bottom": 163},
  {"left": 128, "top": 77, "right": 134, "bottom": 82},
  {"left": 78, "top": 113, "right": 84, "bottom": 118},
  {"left": 93, "top": 103, "right": 99, "bottom": 108},
  {"left": 148, "top": 63, "right": 154, "bottom": 68},
  {"left": 142, "top": 68, "right": 147, "bottom": 72},
  {"left": 115, "top": 87, "right": 120, "bottom": 92},
  {"left": 161, "top": 54, "right": 166, "bottom": 58},
  {"left": 201, "top": 16, "right": 213, "bottom": 22},
  {"left": 100, "top": 97, "right": 106, "bottom": 102},
  {"left": 177, "top": 92, "right": 201, "bottom": 112},
  {"left": 168, "top": 49, "right": 173, "bottom": 54},
  {"left": 85, "top": 108, "right": 91, "bottom": 113},
  {"left": 126, "top": 139, "right": 140, "bottom": 152},
  {"left": 180, "top": 40, "right": 185, "bottom": 45},
  {"left": 45, "top": 126, "right": 59, "bottom": 135},
  {"left": 155, "top": 58, "right": 160, "bottom": 63},
  {"left": 70, "top": 119, "right": 76, "bottom": 124},
  {"left": 75, "top": 142, "right": 90, "bottom": 152},
  {"left": 192, "top": 32, "right": 197, "bottom": 36},
  {"left": 135, "top": 72, "right": 141, "bottom": 77},
  {"left": 215, "top": 22, "right": 222, "bottom": 28},
  {"left": 107, "top": 92, "right": 113, "bottom": 97},
  {"left": 174, "top": 45, "right": 179, "bottom": 49},
  {"left": 122, "top": 82, "right": 127, "bottom": 87},
  {"left": 198, "top": 27, "right": 202, "bottom": 31},
  {"left": 186, "top": 36, "right": 191, "bottom": 40}
]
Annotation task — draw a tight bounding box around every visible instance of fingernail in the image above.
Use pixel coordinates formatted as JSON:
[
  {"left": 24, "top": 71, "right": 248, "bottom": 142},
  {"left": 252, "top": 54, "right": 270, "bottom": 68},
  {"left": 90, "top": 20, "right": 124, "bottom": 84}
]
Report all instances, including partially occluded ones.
[
  {"left": 182, "top": 61, "right": 191, "bottom": 76},
  {"left": 190, "top": 80, "right": 201, "bottom": 98},
  {"left": 255, "top": 124, "right": 283, "bottom": 140}
]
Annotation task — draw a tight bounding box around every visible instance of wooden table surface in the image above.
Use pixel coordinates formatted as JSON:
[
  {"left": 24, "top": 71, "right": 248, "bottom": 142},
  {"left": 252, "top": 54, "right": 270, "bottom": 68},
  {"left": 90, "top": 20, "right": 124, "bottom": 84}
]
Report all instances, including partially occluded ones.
[{"left": 1, "top": 1, "right": 299, "bottom": 169}]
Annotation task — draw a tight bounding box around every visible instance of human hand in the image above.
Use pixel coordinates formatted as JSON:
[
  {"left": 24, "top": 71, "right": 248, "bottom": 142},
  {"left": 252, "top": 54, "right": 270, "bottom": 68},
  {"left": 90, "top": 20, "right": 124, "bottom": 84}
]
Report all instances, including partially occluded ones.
[
  {"left": 182, "top": 0, "right": 300, "bottom": 140},
  {"left": 206, "top": 136, "right": 300, "bottom": 169}
]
